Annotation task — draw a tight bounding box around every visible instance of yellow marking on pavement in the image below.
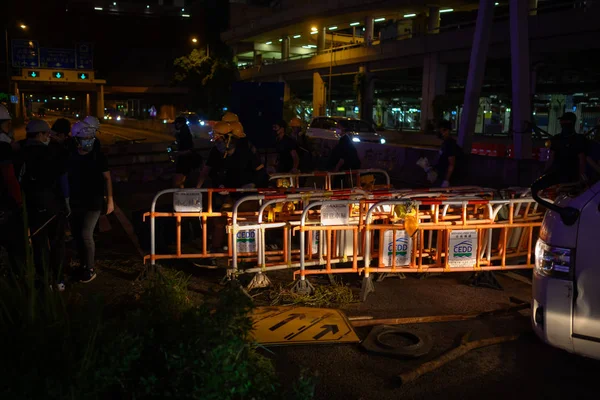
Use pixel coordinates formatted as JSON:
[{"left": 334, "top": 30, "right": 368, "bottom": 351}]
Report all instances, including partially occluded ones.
[{"left": 252, "top": 306, "right": 360, "bottom": 345}]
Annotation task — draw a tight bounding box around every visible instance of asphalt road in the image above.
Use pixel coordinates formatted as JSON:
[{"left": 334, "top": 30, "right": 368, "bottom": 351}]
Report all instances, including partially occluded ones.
[{"left": 73, "top": 177, "right": 600, "bottom": 400}]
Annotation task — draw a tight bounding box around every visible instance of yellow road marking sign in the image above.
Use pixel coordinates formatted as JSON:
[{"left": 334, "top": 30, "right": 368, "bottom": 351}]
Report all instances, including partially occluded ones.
[{"left": 251, "top": 306, "right": 360, "bottom": 345}]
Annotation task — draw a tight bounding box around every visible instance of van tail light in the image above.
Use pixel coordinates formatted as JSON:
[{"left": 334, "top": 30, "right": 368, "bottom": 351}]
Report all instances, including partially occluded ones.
[{"left": 534, "top": 240, "right": 572, "bottom": 279}]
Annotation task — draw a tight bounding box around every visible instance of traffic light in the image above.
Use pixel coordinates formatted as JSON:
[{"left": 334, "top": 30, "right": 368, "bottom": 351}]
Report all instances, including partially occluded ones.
[
  {"left": 52, "top": 71, "right": 64, "bottom": 79},
  {"left": 78, "top": 73, "right": 89, "bottom": 80},
  {"left": 27, "top": 71, "right": 40, "bottom": 78}
]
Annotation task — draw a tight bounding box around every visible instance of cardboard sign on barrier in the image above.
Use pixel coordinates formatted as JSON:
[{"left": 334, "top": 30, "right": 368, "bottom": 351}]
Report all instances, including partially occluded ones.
[
  {"left": 382, "top": 230, "right": 412, "bottom": 267},
  {"left": 320, "top": 204, "right": 349, "bottom": 226},
  {"left": 173, "top": 191, "right": 202, "bottom": 212},
  {"left": 236, "top": 224, "right": 258, "bottom": 253},
  {"left": 251, "top": 306, "right": 360, "bottom": 345},
  {"left": 448, "top": 230, "right": 478, "bottom": 268}
]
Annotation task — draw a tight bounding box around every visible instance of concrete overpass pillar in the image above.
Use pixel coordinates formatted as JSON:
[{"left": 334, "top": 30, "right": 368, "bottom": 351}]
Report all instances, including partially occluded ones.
[
  {"left": 96, "top": 84, "right": 105, "bottom": 118},
  {"left": 457, "top": 0, "right": 495, "bottom": 152},
  {"left": 428, "top": 7, "right": 440, "bottom": 33},
  {"left": 312, "top": 72, "right": 326, "bottom": 117},
  {"left": 317, "top": 28, "right": 326, "bottom": 53},
  {"left": 510, "top": 0, "right": 532, "bottom": 159},
  {"left": 358, "top": 65, "right": 374, "bottom": 123},
  {"left": 420, "top": 53, "right": 447, "bottom": 131},
  {"left": 281, "top": 36, "right": 290, "bottom": 60},
  {"left": 86, "top": 93, "right": 91, "bottom": 116},
  {"left": 364, "top": 16, "right": 374, "bottom": 45}
]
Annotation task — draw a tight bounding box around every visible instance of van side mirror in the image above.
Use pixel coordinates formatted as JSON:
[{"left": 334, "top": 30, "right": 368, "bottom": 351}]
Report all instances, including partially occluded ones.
[{"left": 531, "top": 173, "right": 580, "bottom": 226}]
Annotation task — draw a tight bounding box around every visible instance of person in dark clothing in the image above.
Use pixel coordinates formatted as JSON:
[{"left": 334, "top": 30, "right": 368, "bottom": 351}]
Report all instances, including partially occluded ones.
[
  {"left": 197, "top": 121, "right": 266, "bottom": 252},
  {"left": 67, "top": 121, "right": 114, "bottom": 283},
  {"left": 434, "top": 120, "right": 462, "bottom": 188},
  {"left": 172, "top": 116, "right": 203, "bottom": 188},
  {"left": 0, "top": 104, "right": 26, "bottom": 276},
  {"left": 546, "top": 112, "right": 587, "bottom": 184},
  {"left": 273, "top": 120, "right": 300, "bottom": 173},
  {"left": 289, "top": 117, "right": 315, "bottom": 173},
  {"left": 327, "top": 128, "right": 361, "bottom": 189},
  {"left": 18, "top": 119, "right": 70, "bottom": 290}
]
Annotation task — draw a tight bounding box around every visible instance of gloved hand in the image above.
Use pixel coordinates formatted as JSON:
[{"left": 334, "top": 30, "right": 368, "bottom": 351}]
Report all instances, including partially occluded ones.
[
  {"left": 441, "top": 180, "right": 450, "bottom": 188},
  {"left": 416, "top": 157, "right": 431, "bottom": 171},
  {"left": 64, "top": 197, "right": 71, "bottom": 217}
]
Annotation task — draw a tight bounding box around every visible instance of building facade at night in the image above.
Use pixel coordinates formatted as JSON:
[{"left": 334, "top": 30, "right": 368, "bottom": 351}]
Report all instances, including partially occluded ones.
[{"left": 223, "top": 0, "right": 600, "bottom": 136}]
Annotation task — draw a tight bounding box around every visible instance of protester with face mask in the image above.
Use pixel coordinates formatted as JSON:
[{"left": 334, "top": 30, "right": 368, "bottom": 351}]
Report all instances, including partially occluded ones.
[
  {"left": 0, "top": 104, "right": 26, "bottom": 276},
  {"left": 67, "top": 121, "right": 114, "bottom": 283},
  {"left": 546, "top": 112, "right": 588, "bottom": 184},
  {"left": 18, "top": 119, "right": 69, "bottom": 290}
]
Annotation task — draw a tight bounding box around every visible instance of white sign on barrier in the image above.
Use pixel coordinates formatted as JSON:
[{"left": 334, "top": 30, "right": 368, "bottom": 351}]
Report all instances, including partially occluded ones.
[
  {"left": 173, "top": 191, "right": 203, "bottom": 212},
  {"left": 448, "top": 230, "right": 478, "bottom": 268},
  {"left": 320, "top": 204, "right": 349, "bottom": 226},
  {"left": 236, "top": 225, "right": 258, "bottom": 253},
  {"left": 382, "top": 230, "right": 412, "bottom": 267}
]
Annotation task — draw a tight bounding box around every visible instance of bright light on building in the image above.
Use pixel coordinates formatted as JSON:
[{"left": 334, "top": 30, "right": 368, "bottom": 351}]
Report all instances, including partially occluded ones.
[
  {"left": 94, "top": 7, "right": 103, "bottom": 11},
  {"left": 181, "top": 8, "right": 185, "bottom": 11},
  {"left": 404, "top": 13, "right": 416, "bottom": 18},
  {"left": 113, "top": 2, "right": 117, "bottom": 6},
  {"left": 293, "top": 34, "right": 301, "bottom": 38},
  {"left": 182, "top": 14, "right": 190, "bottom": 17},
  {"left": 279, "top": 38, "right": 283, "bottom": 42},
  {"left": 19, "top": 24, "right": 27, "bottom": 29},
  {"left": 440, "top": 8, "right": 454, "bottom": 13},
  {"left": 328, "top": 26, "right": 338, "bottom": 30},
  {"left": 350, "top": 22, "right": 360, "bottom": 26},
  {"left": 311, "top": 31, "right": 318, "bottom": 35},
  {"left": 311, "top": 27, "right": 318, "bottom": 31},
  {"left": 265, "top": 41, "right": 272, "bottom": 45},
  {"left": 374, "top": 17, "right": 386, "bottom": 22},
  {"left": 495, "top": 2, "right": 499, "bottom": 5},
  {"left": 192, "top": 38, "right": 198, "bottom": 43},
  {"left": 146, "top": 4, "right": 150, "bottom": 8}
]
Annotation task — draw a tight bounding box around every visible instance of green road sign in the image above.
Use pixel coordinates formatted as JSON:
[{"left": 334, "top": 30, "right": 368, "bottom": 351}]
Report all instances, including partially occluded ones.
[
  {"left": 52, "top": 71, "right": 64, "bottom": 79},
  {"left": 78, "top": 73, "right": 89, "bottom": 80},
  {"left": 28, "top": 71, "right": 40, "bottom": 78}
]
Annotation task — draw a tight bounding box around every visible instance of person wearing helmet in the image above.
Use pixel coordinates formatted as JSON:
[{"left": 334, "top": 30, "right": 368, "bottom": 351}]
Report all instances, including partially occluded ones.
[
  {"left": 273, "top": 119, "right": 300, "bottom": 174},
  {"left": 0, "top": 104, "right": 26, "bottom": 275},
  {"left": 82, "top": 115, "right": 102, "bottom": 151},
  {"left": 197, "top": 120, "right": 266, "bottom": 253},
  {"left": 172, "top": 115, "right": 202, "bottom": 188},
  {"left": 18, "top": 119, "right": 70, "bottom": 290},
  {"left": 67, "top": 121, "right": 114, "bottom": 283},
  {"left": 546, "top": 112, "right": 588, "bottom": 184},
  {"left": 222, "top": 111, "right": 239, "bottom": 123}
]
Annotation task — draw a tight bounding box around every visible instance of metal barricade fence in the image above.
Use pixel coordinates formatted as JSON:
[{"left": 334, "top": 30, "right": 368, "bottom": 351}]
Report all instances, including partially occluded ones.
[
  {"left": 360, "top": 197, "right": 543, "bottom": 300},
  {"left": 230, "top": 190, "right": 369, "bottom": 289}
]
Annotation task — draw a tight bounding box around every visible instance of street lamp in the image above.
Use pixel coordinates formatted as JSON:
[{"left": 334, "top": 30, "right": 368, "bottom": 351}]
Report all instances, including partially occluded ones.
[
  {"left": 5, "top": 22, "right": 29, "bottom": 95},
  {"left": 191, "top": 37, "right": 198, "bottom": 43},
  {"left": 19, "top": 24, "right": 27, "bottom": 30}
]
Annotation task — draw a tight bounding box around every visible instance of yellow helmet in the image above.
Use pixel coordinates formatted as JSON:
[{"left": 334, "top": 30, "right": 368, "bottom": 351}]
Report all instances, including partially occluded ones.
[
  {"left": 222, "top": 112, "right": 239, "bottom": 123},
  {"left": 289, "top": 117, "right": 302, "bottom": 127},
  {"left": 229, "top": 121, "right": 246, "bottom": 138},
  {"left": 213, "top": 121, "right": 232, "bottom": 135}
]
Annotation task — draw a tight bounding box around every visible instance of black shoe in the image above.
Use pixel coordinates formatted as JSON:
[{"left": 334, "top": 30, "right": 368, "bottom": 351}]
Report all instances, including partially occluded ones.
[{"left": 79, "top": 268, "right": 97, "bottom": 283}]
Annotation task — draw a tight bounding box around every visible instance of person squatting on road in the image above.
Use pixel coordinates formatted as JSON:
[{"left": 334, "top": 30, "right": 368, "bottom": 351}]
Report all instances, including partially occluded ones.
[
  {"left": 16, "top": 119, "right": 70, "bottom": 290},
  {"left": 0, "top": 104, "right": 26, "bottom": 276},
  {"left": 545, "top": 112, "right": 588, "bottom": 184},
  {"left": 67, "top": 121, "right": 114, "bottom": 284},
  {"left": 197, "top": 113, "right": 267, "bottom": 253}
]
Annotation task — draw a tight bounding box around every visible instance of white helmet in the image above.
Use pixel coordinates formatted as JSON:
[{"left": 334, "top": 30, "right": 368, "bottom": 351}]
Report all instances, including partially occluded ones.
[
  {"left": 0, "top": 104, "right": 11, "bottom": 121},
  {"left": 83, "top": 116, "right": 101, "bottom": 129},
  {"left": 71, "top": 121, "right": 95, "bottom": 138}
]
